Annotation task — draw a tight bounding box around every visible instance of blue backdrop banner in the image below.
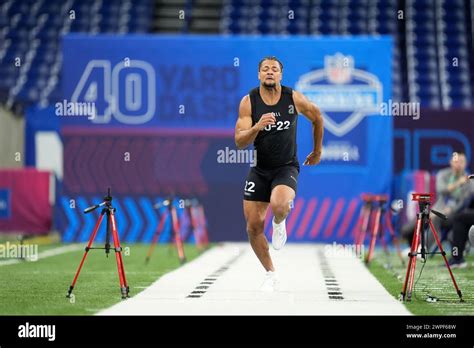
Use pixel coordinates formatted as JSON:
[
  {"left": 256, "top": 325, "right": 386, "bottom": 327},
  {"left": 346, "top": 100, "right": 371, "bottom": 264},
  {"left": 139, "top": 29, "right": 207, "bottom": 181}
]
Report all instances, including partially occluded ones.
[{"left": 61, "top": 34, "right": 392, "bottom": 243}]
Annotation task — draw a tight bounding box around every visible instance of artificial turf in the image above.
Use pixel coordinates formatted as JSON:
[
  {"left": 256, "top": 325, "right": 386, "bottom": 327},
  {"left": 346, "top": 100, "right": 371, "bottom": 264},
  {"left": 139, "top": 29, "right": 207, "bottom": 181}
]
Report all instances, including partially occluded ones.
[
  {"left": 367, "top": 250, "right": 474, "bottom": 315},
  {"left": 0, "top": 243, "right": 203, "bottom": 315},
  {"left": 2, "top": 240, "right": 472, "bottom": 315}
]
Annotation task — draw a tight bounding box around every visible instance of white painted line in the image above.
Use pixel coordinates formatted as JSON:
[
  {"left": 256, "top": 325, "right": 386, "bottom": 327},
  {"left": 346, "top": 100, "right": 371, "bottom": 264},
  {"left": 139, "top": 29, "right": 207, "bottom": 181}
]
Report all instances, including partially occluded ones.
[
  {"left": 0, "top": 244, "right": 83, "bottom": 267},
  {"left": 99, "top": 243, "right": 411, "bottom": 315}
]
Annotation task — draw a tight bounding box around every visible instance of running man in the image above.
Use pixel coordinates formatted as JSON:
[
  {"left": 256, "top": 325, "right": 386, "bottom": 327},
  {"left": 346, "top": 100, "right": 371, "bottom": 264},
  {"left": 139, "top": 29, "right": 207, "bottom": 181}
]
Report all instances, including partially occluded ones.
[{"left": 234, "top": 56, "right": 324, "bottom": 291}]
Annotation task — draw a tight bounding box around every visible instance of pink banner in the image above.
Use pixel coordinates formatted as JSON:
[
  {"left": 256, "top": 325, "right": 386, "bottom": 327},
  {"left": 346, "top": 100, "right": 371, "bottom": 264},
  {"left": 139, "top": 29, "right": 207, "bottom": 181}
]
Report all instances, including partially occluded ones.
[{"left": 0, "top": 168, "right": 52, "bottom": 234}]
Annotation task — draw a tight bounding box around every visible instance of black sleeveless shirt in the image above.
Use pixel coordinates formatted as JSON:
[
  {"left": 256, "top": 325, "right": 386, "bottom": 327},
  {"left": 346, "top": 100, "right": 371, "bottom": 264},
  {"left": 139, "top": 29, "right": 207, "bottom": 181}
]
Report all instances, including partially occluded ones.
[{"left": 249, "top": 85, "right": 299, "bottom": 170}]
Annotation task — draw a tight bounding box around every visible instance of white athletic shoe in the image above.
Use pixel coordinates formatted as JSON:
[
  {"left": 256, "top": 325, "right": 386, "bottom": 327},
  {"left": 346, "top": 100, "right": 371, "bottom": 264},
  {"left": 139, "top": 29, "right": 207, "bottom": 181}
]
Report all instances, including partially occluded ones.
[
  {"left": 260, "top": 271, "right": 279, "bottom": 292},
  {"left": 272, "top": 217, "right": 287, "bottom": 250}
]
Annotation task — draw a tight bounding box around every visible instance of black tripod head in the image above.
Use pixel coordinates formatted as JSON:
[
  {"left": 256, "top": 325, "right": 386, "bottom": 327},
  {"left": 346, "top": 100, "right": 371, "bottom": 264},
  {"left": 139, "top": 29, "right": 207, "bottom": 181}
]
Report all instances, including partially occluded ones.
[
  {"left": 84, "top": 187, "right": 113, "bottom": 214},
  {"left": 82, "top": 188, "right": 115, "bottom": 256},
  {"left": 104, "top": 187, "right": 112, "bottom": 205},
  {"left": 361, "top": 193, "right": 374, "bottom": 203},
  {"left": 411, "top": 192, "right": 447, "bottom": 259},
  {"left": 372, "top": 194, "right": 388, "bottom": 212},
  {"left": 373, "top": 194, "right": 388, "bottom": 204},
  {"left": 154, "top": 197, "right": 173, "bottom": 210},
  {"left": 411, "top": 192, "right": 447, "bottom": 221},
  {"left": 360, "top": 193, "right": 375, "bottom": 211}
]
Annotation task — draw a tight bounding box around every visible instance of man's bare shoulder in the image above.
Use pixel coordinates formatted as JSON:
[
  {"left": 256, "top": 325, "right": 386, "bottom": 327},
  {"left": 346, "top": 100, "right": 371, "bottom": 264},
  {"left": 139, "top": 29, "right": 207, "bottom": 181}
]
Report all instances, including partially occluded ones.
[{"left": 239, "top": 95, "right": 251, "bottom": 113}]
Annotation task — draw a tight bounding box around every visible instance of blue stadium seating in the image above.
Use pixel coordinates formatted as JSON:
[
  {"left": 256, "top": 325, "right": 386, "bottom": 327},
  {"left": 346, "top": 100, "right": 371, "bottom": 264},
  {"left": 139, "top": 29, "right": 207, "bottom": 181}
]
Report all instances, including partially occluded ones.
[
  {"left": 0, "top": 0, "right": 473, "bottom": 109},
  {"left": 0, "top": 0, "right": 153, "bottom": 108}
]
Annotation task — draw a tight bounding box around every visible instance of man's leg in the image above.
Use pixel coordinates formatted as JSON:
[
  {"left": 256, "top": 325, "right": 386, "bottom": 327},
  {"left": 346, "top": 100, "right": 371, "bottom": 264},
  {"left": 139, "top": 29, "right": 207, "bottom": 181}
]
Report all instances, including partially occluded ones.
[
  {"left": 451, "top": 210, "right": 474, "bottom": 260},
  {"left": 401, "top": 220, "right": 417, "bottom": 247},
  {"left": 270, "top": 185, "right": 295, "bottom": 223},
  {"left": 243, "top": 200, "right": 273, "bottom": 271},
  {"left": 270, "top": 185, "right": 295, "bottom": 250}
]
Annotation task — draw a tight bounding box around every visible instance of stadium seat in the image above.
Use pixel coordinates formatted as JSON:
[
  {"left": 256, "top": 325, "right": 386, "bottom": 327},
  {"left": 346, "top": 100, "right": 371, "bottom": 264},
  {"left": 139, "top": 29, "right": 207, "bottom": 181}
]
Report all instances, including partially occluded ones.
[{"left": 1, "top": 0, "right": 473, "bottom": 109}]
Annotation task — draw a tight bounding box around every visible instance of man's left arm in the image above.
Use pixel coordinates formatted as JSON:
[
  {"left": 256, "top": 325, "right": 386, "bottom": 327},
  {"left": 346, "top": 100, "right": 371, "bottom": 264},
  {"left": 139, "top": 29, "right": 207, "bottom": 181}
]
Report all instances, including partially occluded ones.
[
  {"left": 450, "top": 179, "right": 474, "bottom": 215},
  {"left": 293, "top": 90, "right": 324, "bottom": 165}
]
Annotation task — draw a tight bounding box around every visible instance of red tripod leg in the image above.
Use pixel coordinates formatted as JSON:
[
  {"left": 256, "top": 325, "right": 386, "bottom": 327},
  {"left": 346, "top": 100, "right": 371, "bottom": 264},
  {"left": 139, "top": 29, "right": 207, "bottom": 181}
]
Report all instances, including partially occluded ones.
[
  {"left": 171, "top": 205, "right": 186, "bottom": 263},
  {"left": 356, "top": 205, "right": 368, "bottom": 246},
  {"left": 188, "top": 206, "right": 202, "bottom": 250},
  {"left": 145, "top": 210, "right": 168, "bottom": 263},
  {"left": 181, "top": 207, "right": 193, "bottom": 244},
  {"left": 110, "top": 211, "right": 129, "bottom": 299},
  {"left": 429, "top": 220, "right": 463, "bottom": 301},
  {"left": 378, "top": 209, "right": 389, "bottom": 255},
  {"left": 354, "top": 204, "right": 365, "bottom": 245},
  {"left": 67, "top": 213, "right": 105, "bottom": 297},
  {"left": 401, "top": 217, "right": 421, "bottom": 300},
  {"left": 366, "top": 205, "right": 381, "bottom": 264},
  {"left": 357, "top": 205, "right": 370, "bottom": 245},
  {"left": 380, "top": 231, "right": 389, "bottom": 254},
  {"left": 198, "top": 205, "right": 209, "bottom": 248},
  {"left": 406, "top": 217, "right": 422, "bottom": 301}
]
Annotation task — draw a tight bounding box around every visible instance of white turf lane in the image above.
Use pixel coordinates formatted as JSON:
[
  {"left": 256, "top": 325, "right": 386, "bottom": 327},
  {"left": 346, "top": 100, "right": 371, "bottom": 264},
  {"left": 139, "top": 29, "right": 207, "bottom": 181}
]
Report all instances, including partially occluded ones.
[{"left": 99, "top": 243, "right": 411, "bottom": 315}]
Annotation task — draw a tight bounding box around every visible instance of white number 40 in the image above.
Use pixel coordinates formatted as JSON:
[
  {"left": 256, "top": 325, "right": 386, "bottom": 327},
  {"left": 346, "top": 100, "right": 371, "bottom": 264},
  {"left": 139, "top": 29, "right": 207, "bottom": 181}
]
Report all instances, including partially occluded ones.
[{"left": 71, "top": 60, "right": 156, "bottom": 124}]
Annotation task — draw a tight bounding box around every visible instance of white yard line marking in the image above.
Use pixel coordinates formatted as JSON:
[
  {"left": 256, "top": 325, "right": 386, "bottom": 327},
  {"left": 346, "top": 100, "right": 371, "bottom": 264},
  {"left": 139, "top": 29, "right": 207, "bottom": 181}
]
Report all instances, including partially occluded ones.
[{"left": 99, "top": 243, "right": 411, "bottom": 315}]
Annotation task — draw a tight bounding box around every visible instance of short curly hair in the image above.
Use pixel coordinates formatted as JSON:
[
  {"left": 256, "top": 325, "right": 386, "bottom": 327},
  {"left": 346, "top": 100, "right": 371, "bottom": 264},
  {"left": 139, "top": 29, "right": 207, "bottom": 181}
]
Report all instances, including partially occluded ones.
[{"left": 258, "top": 56, "right": 283, "bottom": 71}]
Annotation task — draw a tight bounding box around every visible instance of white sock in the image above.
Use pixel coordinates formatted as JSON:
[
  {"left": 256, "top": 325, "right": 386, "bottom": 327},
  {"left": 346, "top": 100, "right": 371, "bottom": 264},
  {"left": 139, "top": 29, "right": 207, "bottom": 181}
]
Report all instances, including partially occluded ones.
[{"left": 272, "top": 217, "right": 286, "bottom": 228}]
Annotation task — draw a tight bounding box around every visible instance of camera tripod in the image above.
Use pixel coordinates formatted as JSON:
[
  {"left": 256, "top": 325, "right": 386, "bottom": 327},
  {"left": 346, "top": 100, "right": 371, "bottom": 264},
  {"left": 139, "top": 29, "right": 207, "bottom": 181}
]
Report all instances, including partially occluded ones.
[
  {"left": 354, "top": 193, "right": 374, "bottom": 248},
  {"left": 66, "top": 188, "right": 129, "bottom": 299},
  {"left": 354, "top": 193, "right": 403, "bottom": 265},
  {"left": 181, "top": 198, "right": 209, "bottom": 250},
  {"left": 145, "top": 197, "right": 186, "bottom": 264},
  {"left": 364, "top": 194, "right": 404, "bottom": 265},
  {"left": 400, "top": 193, "right": 463, "bottom": 302}
]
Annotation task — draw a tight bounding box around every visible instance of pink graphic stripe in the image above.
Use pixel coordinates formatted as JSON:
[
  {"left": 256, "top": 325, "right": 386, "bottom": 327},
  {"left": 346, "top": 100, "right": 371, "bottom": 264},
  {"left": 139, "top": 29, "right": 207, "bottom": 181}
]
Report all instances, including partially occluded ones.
[
  {"left": 336, "top": 198, "right": 358, "bottom": 238},
  {"left": 309, "top": 198, "right": 331, "bottom": 238},
  {"left": 286, "top": 198, "right": 304, "bottom": 237},
  {"left": 323, "top": 198, "right": 345, "bottom": 239},
  {"left": 264, "top": 207, "right": 272, "bottom": 239},
  {"left": 296, "top": 198, "right": 317, "bottom": 239},
  {"left": 351, "top": 202, "right": 363, "bottom": 241}
]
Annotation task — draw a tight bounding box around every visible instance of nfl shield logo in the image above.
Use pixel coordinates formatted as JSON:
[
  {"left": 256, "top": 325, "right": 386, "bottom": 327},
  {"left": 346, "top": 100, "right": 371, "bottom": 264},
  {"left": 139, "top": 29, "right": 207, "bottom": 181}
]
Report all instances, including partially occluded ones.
[
  {"left": 295, "top": 52, "right": 382, "bottom": 137},
  {"left": 326, "top": 53, "right": 353, "bottom": 85}
]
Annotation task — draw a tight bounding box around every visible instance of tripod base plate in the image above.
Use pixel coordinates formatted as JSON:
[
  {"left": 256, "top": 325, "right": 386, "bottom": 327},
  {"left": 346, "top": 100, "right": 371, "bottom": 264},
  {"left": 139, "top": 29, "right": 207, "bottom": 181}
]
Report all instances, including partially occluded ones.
[
  {"left": 121, "top": 286, "right": 130, "bottom": 299},
  {"left": 66, "top": 285, "right": 74, "bottom": 298}
]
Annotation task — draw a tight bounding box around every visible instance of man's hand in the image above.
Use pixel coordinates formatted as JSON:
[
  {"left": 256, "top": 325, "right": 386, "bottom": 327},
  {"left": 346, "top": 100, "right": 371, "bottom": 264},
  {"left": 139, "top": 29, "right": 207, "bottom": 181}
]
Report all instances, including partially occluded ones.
[
  {"left": 448, "top": 175, "right": 469, "bottom": 192},
  {"left": 303, "top": 150, "right": 321, "bottom": 166},
  {"left": 458, "top": 175, "right": 468, "bottom": 186},
  {"left": 443, "top": 207, "right": 452, "bottom": 216},
  {"left": 255, "top": 113, "right": 276, "bottom": 131}
]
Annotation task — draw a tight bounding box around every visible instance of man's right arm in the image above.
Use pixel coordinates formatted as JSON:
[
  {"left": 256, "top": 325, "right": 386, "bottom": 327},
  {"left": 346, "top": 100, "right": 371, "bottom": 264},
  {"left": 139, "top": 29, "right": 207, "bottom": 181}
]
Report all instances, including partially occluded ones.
[
  {"left": 234, "top": 95, "right": 275, "bottom": 149},
  {"left": 437, "top": 168, "right": 468, "bottom": 194}
]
